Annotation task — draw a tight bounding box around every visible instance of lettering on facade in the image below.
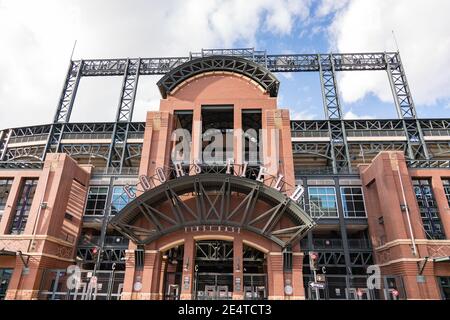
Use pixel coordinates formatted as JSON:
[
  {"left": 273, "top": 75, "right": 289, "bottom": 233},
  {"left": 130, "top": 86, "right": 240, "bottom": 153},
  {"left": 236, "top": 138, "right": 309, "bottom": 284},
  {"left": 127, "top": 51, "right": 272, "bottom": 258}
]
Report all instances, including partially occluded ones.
[
  {"left": 122, "top": 163, "right": 304, "bottom": 205},
  {"left": 184, "top": 225, "right": 241, "bottom": 234}
]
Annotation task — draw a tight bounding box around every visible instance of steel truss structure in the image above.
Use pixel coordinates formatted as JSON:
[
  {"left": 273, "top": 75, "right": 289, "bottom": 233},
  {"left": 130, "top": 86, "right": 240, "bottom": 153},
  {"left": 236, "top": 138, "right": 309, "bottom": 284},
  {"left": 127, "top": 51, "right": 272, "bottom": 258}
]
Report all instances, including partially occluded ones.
[
  {"left": 0, "top": 49, "right": 447, "bottom": 175},
  {"left": 0, "top": 48, "right": 429, "bottom": 173},
  {"left": 110, "top": 174, "right": 315, "bottom": 248},
  {"left": 291, "top": 118, "right": 450, "bottom": 170}
]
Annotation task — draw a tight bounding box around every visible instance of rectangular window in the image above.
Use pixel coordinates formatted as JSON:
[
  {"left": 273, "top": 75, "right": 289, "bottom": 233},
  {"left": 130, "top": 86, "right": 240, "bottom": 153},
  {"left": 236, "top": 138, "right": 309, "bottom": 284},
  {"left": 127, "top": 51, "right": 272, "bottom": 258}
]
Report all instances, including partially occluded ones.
[
  {"left": 242, "top": 109, "right": 262, "bottom": 166},
  {"left": 0, "top": 179, "right": 13, "bottom": 222},
  {"left": 111, "top": 186, "right": 136, "bottom": 215},
  {"left": 202, "top": 105, "right": 234, "bottom": 165},
  {"left": 308, "top": 187, "right": 338, "bottom": 218},
  {"left": 340, "top": 187, "right": 367, "bottom": 218},
  {"left": 442, "top": 179, "right": 450, "bottom": 207},
  {"left": 85, "top": 186, "right": 109, "bottom": 216},
  {"left": 0, "top": 268, "right": 13, "bottom": 300},
  {"left": 173, "top": 110, "right": 193, "bottom": 165},
  {"left": 413, "top": 179, "right": 445, "bottom": 239},
  {"left": 9, "top": 179, "right": 38, "bottom": 234}
]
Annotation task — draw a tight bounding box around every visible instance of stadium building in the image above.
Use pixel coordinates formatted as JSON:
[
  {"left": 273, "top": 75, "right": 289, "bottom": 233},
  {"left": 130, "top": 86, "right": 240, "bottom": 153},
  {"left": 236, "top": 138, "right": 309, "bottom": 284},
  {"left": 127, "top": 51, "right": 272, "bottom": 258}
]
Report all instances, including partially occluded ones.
[{"left": 0, "top": 48, "right": 449, "bottom": 300}]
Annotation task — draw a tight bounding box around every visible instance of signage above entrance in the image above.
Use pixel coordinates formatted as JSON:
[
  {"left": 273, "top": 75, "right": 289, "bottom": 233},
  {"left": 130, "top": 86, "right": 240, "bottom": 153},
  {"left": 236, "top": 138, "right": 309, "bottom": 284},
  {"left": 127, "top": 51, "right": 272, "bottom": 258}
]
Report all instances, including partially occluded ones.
[
  {"left": 111, "top": 172, "right": 315, "bottom": 248},
  {"left": 122, "top": 163, "right": 304, "bottom": 205}
]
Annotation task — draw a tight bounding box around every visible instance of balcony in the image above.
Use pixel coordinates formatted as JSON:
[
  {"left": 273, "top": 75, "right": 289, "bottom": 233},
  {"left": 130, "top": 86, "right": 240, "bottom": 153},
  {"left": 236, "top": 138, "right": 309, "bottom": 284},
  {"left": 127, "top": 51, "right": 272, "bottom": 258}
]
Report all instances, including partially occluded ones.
[
  {"left": 78, "top": 235, "right": 129, "bottom": 248},
  {"left": 300, "top": 238, "right": 372, "bottom": 250}
]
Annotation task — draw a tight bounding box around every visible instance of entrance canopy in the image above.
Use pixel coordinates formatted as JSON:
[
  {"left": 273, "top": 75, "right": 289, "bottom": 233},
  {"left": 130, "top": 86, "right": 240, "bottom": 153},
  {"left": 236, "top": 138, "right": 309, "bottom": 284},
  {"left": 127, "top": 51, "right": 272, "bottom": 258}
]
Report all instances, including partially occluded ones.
[{"left": 110, "top": 174, "right": 315, "bottom": 248}]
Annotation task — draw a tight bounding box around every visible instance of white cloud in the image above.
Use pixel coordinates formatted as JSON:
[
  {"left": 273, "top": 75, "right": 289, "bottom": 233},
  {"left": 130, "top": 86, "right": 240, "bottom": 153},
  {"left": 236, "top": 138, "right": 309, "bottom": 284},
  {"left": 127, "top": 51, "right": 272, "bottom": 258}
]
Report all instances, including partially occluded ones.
[
  {"left": 0, "top": 0, "right": 312, "bottom": 129},
  {"left": 343, "top": 110, "right": 374, "bottom": 120},
  {"left": 326, "top": 0, "right": 450, "bottom": 107},
  {"left": 315, "top": 0, "right": 349, "bottom": 18},
  {"left": 290, "top": 110, "right": 317, "bottom": 120}
]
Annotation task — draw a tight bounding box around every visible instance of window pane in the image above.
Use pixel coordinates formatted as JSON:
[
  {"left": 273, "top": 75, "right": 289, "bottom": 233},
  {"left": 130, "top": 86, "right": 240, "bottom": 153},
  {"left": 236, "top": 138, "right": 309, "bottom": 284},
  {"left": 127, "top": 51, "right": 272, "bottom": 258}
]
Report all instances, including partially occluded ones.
[
  {"left": 9, "top": 179, "right": 38, "bottom": 234},
  {"left": 85, "top": 186, "right": 109, "bottom": 216},
  {"left": 340, "top": 187, "right": 367, "bottom": 218},
  {"left": 308, "top": 187, "right": 338, "bottom": 217},
  {"left": 414, "top": 179, "right": 445, "bottom": 239},
  {"left": 443, "top": 179, "right": 450, "bottom": 208},
  {"left": 0, "top": 179, "right": 13, "bottom": 223},
  {"left": 111, "top": 186, "right": 136, "bottom": 215}
]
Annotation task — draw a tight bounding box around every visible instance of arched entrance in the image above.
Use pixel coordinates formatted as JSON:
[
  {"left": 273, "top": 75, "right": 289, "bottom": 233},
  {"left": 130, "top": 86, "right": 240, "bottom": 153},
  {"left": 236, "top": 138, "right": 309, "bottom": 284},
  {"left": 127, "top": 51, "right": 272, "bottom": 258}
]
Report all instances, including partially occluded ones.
[
  {"left": 111, "top": 171, "right": 314, "bottom": 300},
  {"left": 159, "top": 236, "right": 269, "bottom": 300}
]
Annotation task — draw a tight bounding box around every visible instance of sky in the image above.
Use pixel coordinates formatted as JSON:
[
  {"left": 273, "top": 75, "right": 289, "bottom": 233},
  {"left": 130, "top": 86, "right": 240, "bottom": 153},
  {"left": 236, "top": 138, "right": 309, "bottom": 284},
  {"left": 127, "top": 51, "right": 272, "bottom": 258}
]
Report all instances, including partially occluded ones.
[{"left": 1, "top": 0, "right": 450, "bottom": 129}]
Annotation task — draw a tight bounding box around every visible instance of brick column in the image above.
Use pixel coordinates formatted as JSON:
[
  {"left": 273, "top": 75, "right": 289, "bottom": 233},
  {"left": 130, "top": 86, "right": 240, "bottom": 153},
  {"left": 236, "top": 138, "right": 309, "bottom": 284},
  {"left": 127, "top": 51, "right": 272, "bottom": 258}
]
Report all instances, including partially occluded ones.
[
  {"left": 266, "top": 252, "right": 284, "bottom": 299},
  {"left": 139, "top": 250, "right": 159, "bottom": 300},
  {"left": 139, "top": 111, "right": 173, "bottom": 178},
  {"left": 290, "top": 249, "right": 305, "bottom": 300},
  {"left": 233, "top": 236, "right": 243, "bottom": 299},
  {"left": 180, "top": 235, "right": 195, "bottom": 299},
  {"left": 191, "top": 106, "right": 202, "bottom": 164},
  {"left": 233, "top": 106, "right": 243, "bottom": 165},
  {"left": 121, "top": 248, "right": 136, "bottom": 300}
]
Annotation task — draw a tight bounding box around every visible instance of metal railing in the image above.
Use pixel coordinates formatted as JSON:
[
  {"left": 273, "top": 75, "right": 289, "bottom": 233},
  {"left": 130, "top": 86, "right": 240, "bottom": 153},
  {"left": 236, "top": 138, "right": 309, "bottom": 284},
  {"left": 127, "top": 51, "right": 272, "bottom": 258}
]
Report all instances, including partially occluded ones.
[
  {"left": 0, "top": 161, "right": 44, "bottom": 170},
  {"left": 8, "top": 135, "right": 48, "bottom": 144},
  {"left": 407, "top": 160, "right": 450, "bottom": 169},
  {"left": 78, "top": 235, "right": 129, "bottom": 248},
  {"left": 39, "top": 269, "right": 125, "bottom": 300},
  {"left": 295, "top": 167, "right": 354, "bottom": 176},
  {"left": 422, "top": 129, "right": 450, "bottom": 137},
  {"left": 346, "top": 130, "right": 405, "bottom": 138},
  {"left": 291, "top": 131, "right": 329, "bottom": 138},
  {"left": 91, "top": 167, "right": 140, "bottom": 176},
  {"left": 300, "top": 239, "right": 371, "bottom": 250}
]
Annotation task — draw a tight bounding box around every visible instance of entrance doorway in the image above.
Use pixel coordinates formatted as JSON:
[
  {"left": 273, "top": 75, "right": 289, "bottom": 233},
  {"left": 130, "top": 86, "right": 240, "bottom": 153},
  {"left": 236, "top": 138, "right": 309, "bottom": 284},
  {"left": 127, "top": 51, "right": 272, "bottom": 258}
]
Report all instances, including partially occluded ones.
[
  {"left": 0, "top": 269, "right": 13, "bottom": 300},
  {"left": 162, "top": 239, "right": 268, "bottom": 300},
  {"left": 162, "top": 245, "right": 184, "bottom": 300},
  {"left": 194, "top": 240, "right": 234, "bottom": 300},
  {"left": 439, "top": 277, "right": 450, "bottom": 300}
]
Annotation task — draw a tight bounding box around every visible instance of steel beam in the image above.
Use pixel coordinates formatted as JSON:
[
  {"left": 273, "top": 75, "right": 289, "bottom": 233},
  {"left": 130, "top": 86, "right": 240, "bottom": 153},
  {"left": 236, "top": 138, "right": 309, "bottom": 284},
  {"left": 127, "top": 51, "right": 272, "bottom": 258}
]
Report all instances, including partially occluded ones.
[
  {"left": 318, "top": 54, "right": 351, "bottom": 173},
  {"left": 386, "top": 53, "right": 429, "bottom": 160},
  {"left": 0, "top": 129, "right": 11, "bottom": 161},
  {"left": 44, "top": 60, "right": 83, "bottom": 157},
  {"left": 107, "top": 59, "right": 141, "bottom": 172}
]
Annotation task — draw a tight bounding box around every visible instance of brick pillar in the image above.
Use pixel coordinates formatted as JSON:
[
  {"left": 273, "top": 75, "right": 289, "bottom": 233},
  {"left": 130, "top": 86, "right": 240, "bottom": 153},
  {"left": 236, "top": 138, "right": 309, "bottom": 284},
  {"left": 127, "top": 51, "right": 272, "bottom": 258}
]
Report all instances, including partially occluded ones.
[
  {"left": 139, "top": 111, "right": 173, "bottom": 178},
  {"left": 267, "top": 253, "right": 284, "bottom": 299},
  {"left": 191, "top": 106, "right": 202, "bottom": 164},
  {"left": 233, "top": 106, "right": 243, "bottom": 165},
  {"left": 121, "top": 248, "right": 136, "bottom": 300},
  {"left": 290, "top": 249, "right": 305, "bottom": 300},
  {"left": 140, "top": 250, "right": 160, "bottom": 300},
  {"left": 233, "top": 236, "right": 243, "bottom": 300},
  {"left": 180, "top": 235, "right": 195, "bottom": 300}
]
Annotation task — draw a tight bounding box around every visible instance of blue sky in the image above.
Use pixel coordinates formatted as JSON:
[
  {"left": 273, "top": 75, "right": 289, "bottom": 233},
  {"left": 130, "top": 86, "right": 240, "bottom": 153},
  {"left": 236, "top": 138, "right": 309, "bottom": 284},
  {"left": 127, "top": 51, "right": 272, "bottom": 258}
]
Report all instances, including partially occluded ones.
[{"left": 1, "top": 0, "right": 450, "bottom": 129}]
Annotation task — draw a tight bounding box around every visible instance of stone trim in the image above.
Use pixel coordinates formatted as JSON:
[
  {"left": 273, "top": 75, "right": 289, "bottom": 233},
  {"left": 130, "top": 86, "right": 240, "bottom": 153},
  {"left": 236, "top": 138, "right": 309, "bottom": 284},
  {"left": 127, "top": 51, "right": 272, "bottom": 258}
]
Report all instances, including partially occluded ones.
[
  {"left": 0, "top": 234, "right": 74, "bottom": 247},
  {"left": 375, "top": 239, "right": 450, "bottom": 251}
]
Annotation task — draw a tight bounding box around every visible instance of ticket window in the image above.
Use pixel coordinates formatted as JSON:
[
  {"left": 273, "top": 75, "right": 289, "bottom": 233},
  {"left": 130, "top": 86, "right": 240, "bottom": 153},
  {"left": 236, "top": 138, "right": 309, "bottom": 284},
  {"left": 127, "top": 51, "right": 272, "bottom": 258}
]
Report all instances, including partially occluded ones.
[
  {"left": 243, "top": 285, "right": 266, "bottom": 299},
  {"left": 255, "top": 286, "right": 266, "bottom": 299},
  {"left": 217, "top": 286, "right": 228, "bottom": 299},
  {"left": 167, "top": 284, "right": 179, "bottom": 300},
  {"left": 205, "top": 285, "right": 216, "bottom": 299},
  {"left": 347, "top": 288, "right": 371, "bottom": 300},
  {"left": 386, "top": 288, "right": 400, "bottom": 300},
  {"left": 244, "top": 286, "right": 253, "bottom": 299},
  {"left": 308, "top": 287, "right": 326, "bottom": 300}
]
